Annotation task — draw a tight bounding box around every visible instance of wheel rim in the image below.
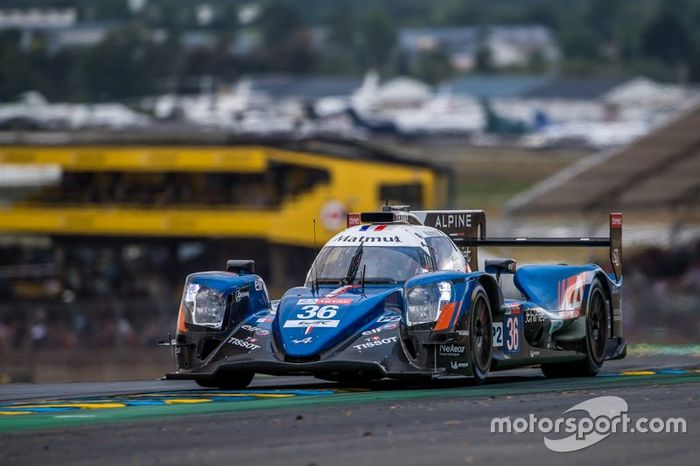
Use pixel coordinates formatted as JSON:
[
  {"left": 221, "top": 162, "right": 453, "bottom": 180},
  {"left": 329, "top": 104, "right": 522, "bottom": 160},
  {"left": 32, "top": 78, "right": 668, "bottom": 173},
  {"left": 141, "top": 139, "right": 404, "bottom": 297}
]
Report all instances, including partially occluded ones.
[
  {"left": 587, "top": 289, "right": 607, "bottom": 363},
  {"left": 472, "top": 296, "right": 492, "bottom": 373}
]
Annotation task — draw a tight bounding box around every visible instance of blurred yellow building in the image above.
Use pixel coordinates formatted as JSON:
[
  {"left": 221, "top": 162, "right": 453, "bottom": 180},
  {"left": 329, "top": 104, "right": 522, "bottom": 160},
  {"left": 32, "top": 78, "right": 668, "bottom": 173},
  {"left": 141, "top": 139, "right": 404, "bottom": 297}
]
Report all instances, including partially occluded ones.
[
  {"left": 0, "top": 142, "right": 445, "bottom": 245},
  {"left": 0, "top": 138, "right": 447, "bottom": 294}
]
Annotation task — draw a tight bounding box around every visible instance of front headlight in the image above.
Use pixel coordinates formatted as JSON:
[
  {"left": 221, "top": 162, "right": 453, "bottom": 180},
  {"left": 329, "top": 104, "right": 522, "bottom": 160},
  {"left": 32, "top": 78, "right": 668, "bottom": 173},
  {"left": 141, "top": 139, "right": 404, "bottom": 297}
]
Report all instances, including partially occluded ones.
[
  {"left": 406, "top": 281, "right": 452, "bottom": 326},
  {"left": 183, "top": 282, "right": 227, "bottom": 329}
]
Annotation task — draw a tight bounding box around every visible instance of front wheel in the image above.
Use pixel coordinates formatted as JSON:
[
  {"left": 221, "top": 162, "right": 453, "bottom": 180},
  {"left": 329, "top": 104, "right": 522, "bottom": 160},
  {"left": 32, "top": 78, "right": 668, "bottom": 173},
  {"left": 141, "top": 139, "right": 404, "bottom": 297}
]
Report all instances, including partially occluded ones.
[
  {"left": 195, "top": 370, "right": 255, "bottom": 389},
  {"left": 468, "top": 284, "right": 493, "bottom": 384},
  {"left": 541, "top": 278, "right": 609, "bottom": 378}
]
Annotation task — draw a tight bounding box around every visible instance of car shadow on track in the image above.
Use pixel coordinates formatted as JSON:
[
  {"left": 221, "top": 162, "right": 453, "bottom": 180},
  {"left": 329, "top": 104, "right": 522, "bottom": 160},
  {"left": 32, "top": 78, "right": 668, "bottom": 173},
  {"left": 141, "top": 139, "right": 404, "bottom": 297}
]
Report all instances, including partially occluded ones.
[{"left": 235, "top": 368, "right": 548, "bottom": 393}]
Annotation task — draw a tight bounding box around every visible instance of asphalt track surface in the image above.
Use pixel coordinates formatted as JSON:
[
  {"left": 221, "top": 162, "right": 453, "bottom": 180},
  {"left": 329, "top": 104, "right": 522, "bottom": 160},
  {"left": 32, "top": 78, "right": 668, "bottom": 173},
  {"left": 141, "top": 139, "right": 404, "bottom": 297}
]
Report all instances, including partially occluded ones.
[{"left": 0, "top": 355, "right": 697, "bottom": 466}]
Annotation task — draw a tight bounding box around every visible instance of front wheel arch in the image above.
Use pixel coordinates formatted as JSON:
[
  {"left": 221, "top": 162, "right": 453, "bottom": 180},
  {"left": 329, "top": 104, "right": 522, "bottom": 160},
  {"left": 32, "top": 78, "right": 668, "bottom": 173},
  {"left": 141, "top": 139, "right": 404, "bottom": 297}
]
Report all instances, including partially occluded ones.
[{"left": 477, "top": 274, "right": 503, "bottom": 319}]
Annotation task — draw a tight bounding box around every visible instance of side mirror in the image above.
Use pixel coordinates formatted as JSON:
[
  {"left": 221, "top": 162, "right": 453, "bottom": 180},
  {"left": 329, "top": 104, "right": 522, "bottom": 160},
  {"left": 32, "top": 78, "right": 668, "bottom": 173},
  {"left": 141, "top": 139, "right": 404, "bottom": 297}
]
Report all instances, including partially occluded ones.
[{"left": 485, "top": 258, "right": 516, "bottom": 284}]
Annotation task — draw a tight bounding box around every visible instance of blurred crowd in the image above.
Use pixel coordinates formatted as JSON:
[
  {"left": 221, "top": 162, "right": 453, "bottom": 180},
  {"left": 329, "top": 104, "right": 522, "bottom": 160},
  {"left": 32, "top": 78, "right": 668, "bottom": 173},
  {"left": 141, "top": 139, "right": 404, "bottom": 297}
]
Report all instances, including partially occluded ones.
[
  {"left": 0, "top": 299, "right": 172, "bottom": 353},
  {"left": 0, "top": 241, "right": 183, "bottom": 354}
]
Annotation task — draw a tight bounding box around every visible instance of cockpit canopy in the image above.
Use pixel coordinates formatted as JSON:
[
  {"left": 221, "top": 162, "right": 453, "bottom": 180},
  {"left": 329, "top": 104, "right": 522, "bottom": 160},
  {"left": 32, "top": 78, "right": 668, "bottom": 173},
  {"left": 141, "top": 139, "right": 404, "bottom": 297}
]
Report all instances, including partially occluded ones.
[{"left": 304, "top": 225, "right": 467, "bottom": 286}]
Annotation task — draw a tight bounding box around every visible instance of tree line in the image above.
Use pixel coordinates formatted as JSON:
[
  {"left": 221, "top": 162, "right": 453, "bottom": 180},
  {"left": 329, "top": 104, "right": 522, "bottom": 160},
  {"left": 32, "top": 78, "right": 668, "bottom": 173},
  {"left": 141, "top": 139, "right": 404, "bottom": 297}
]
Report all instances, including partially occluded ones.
[{"left": 1, "top": 0, "right": 699, "bottom": 101}]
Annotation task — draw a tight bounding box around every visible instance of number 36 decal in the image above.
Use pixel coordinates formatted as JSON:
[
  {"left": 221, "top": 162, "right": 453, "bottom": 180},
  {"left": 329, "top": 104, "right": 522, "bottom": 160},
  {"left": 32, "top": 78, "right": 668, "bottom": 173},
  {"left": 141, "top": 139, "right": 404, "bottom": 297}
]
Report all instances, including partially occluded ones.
[
  {"left": 492, "top": 315, "right": 521, "bottom": 353},
  {"left": 296, "top": 305, "right": 338, "bottom": 319},
  {"left": 504, "top": 315, "right": 521, "bottom": 353}
]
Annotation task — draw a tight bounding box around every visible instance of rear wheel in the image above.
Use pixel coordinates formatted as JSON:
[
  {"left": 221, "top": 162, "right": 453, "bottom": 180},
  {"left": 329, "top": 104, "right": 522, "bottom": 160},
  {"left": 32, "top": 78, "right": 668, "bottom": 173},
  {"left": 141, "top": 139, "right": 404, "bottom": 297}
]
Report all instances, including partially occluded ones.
[
  {"left": 195, "top": 371, "right": 255, "bottom": 389},
  {"left": 469, "top": 285, "right": 492, "bottom": 384},
  {"left": 541, "top": 278, "right": 609, "bottom": 378}
]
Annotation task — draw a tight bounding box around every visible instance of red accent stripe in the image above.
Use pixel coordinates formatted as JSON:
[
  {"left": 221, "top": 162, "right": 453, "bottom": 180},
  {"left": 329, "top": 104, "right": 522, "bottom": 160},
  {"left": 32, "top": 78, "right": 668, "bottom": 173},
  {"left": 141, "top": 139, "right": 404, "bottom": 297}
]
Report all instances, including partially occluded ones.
[
  {"left": 449, "top": 301, "right": 462, "bottom": 327},
  {"left": 374, "top": 225, "right": 387, "bottom": 231},
  {"left": 325, "top": 284, "right": 360, "bottom": 297}
]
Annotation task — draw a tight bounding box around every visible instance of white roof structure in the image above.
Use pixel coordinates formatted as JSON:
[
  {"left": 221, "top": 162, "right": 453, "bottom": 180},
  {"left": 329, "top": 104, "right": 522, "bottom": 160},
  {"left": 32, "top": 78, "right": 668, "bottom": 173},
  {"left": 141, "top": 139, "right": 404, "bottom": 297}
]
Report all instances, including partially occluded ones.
[
  {"left": 604, "top": 77, "right": 696, "bottom": 110},
  {"left": 377, "top": 77, "right": 432, "bottom": 107}
]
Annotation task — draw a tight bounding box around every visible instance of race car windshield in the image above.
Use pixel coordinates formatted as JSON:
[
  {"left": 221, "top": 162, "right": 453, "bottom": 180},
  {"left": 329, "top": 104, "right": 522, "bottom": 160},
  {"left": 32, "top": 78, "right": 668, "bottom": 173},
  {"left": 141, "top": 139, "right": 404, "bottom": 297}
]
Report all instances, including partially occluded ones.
[{"left": 305, "top": 246, "right": 432, "bottom": 286}]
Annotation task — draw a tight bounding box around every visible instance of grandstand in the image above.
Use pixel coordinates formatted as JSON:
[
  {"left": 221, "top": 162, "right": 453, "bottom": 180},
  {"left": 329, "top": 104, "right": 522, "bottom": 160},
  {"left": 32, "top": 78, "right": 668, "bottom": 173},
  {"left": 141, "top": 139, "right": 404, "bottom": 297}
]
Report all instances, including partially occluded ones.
[{"left": 505, "top": 102, "right": 700, "bottom": 230}]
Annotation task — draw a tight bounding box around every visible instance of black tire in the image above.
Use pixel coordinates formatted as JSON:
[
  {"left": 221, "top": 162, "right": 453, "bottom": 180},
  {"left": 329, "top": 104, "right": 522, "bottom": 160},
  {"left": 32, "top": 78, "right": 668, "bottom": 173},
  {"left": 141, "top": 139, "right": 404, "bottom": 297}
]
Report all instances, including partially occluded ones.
[
  {"left": 195, "top": 371, "right": 255, "bottom": 389},
  {"left": 541, "top": 278, "right": 609, "bottom": 378},
  {"left": 468, "top": 284, "right": 493, "bottom": 384}
]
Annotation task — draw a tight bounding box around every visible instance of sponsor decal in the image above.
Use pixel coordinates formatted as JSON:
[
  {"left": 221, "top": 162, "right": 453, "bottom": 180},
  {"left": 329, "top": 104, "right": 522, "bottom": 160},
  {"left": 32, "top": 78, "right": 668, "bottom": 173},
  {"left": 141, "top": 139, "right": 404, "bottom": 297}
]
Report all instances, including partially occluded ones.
[
  {"left": 319, "top": 298, "right": 353, "bottom": 305},
  {"left": 334, "top": 235, "right": 402, "bottom": 244},
  {"left": 241, "top": 324, "right": 270, "bottom": 336},
  {"left": 492, "top": 322, "right": 503, "bottom": 347},
  {"left": 283, "top": 320, "right": 340, "bottom": 328},
  {"left": 557, "top": 272, "right": 586, "bottom": 314},
  {"left": 299, "top": 298, "right": 353, "bottom": 305},
  {"left": 297, "top": 298, "right": 318, "bottom": 305},
  {"left": 529, "top": 350, "right": 541, "bottom": 358},
  {"left": 292, "top": 337, "right": 313, "bottom": 344},
  {"left": 255, "top": 279, "right": 264, "bottom": 292},
  {"left": 504, "top": 303, "right": 522, "bottom": 315},
  {"left": 449, "top": 361, "right": 469, "bottom": 370},
  {"left": 347, "top": 213, "right": 361, "bottom": 227},
  {"left": 353, "top": 336, "right": 398, "bottom": 351},
  {"left": 256, "top": 316, "right": 274, "bottom": 324},
  {"left": 235, "top": 289, "right": 250, "bottom": 302},
  {"left": 525, "top": 310, "right": 546, "bottom": 324},
  {"left": 377, "top": 314, "right": 401, "bottom": 323},
  {"left": 438, "top": 344, "right": 465, "bottom": 356},
  {"left": 611, "top": 213, "right": 623, "bottom": 229},
  {"left": 457, "top": 330, "right": 469, "bottom": 336},
  {"left": 434, "top": 213, "right": 472, "bottom": 229},
  {"left": 228, "top": 337, "right": 260, "bottom": 351},
  {"left": 362, "top": 323, "right": 398, "bottom": 335}
]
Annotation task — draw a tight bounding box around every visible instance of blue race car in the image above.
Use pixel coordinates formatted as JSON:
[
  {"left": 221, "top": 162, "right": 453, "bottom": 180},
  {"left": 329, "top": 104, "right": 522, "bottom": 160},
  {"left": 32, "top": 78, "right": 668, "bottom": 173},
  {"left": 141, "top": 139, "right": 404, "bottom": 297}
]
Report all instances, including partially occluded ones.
[{"left": 164, "top": 207, "right": 626, "bottom": 388}]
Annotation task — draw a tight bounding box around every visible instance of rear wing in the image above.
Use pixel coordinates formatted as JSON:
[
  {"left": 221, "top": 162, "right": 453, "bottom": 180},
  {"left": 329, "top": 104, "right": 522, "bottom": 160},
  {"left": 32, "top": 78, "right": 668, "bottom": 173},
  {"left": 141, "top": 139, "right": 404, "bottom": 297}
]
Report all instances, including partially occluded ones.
[{"left": 347, "top": 209, "right": 623, "bottom": 280}]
